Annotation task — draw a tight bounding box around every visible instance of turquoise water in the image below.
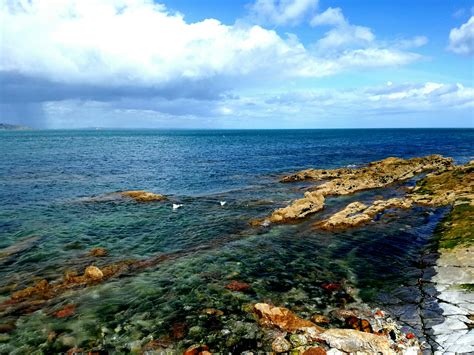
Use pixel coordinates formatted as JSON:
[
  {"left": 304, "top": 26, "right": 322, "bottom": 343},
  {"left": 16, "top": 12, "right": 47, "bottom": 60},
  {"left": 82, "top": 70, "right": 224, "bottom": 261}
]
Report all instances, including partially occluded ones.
[{"left": 0, "top": 129, "right": 473, "bottom": 353}]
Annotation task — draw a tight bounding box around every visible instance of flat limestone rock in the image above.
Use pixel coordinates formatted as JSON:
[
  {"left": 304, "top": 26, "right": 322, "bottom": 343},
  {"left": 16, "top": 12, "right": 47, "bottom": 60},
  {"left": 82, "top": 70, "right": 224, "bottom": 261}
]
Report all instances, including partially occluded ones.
[
  {"left": 265, "top": 155, "right": 452, "bottom": 224},
  {"left": 319, "top": 329, "right": 394, "bottom": 354},
  {"left": 316, "top": 198, "right": 412, "bottom": 230},
  {"left": 269, "top": 192, "right": 325, "bottom": 223}
]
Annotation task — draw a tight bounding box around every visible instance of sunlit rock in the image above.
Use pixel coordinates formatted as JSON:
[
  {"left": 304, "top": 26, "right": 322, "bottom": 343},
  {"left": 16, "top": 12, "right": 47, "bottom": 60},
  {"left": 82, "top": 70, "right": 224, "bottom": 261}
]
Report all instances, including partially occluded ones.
[
  {"left": 253, "top": 303, "right": 323, "bottom": 333},
  {"left": 319, "top": 329, "right": 393, "bottom": 354},
  {"left": 269, "top": 191, "right": 325, "bottom": 223},
  {"left": 84, "top": 266, "right": 104, "bottom": 281}
]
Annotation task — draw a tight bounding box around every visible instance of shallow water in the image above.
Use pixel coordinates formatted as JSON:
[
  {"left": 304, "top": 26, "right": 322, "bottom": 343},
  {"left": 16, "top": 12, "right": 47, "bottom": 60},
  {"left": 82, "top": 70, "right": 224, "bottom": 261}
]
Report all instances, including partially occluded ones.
[{"left": 0, "top": 129, "right": 473, "bottom": 352}]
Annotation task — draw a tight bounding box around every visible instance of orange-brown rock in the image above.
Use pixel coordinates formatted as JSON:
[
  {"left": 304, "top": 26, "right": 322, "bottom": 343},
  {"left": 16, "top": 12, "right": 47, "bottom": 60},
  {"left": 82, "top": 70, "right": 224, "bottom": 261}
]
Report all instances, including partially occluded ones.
[
  {"left": 345, "top": 316, "right": 373, "bottom": 333},
  {"left": 225, "top": 280, "right": 251, "bottom": 292},
  {"left": 172, "top": 322, "right": 187, "bottom": 339},
  {"left": 303, "top": 347, "right": 327, "bottom": 355},
  {"left": 253, "top": 303, "right": 323, "bottom": 333},
  {"left": 184, "top": 344, "right": 210, "bottom": 355},
  {"left": 119, "top": 190, "right": 167, "bottom": 202},
  {"left": 11, "top": 279, "right": 51, "bottom": 300},
  {"left": 84, "top": 266, "right": 104, "bottom": 280},
  {"left": 202, "top": 308, "right": 224, "bottom": 316},
  {"left": 88, "top": 247, "right": 108, "bottom": 257},
  {"left": 53, "top": 304, "right": 76, "bottom": 318}
]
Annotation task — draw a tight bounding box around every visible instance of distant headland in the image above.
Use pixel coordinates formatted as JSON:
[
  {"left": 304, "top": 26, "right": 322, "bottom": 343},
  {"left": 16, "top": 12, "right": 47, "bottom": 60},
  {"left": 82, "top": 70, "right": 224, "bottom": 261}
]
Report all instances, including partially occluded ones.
[{"left": 0, "top": 123, "right": 33, "bottom": 131}]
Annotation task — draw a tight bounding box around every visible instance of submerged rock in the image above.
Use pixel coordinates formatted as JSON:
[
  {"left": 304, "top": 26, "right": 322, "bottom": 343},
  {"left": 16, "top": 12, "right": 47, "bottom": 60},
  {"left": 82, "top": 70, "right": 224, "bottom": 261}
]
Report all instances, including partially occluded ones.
[
  {"left": 119, "top": 190, "right": 167, "bottom": 202},
  {"left": 272, "top": 336, "right": 292, "bottom": 353},
  {"left": 79, "top": 190, "right": 167, "bottom": 203},
  {"left": 184, "top": 344, "right": 210, "bottom": 355},
  {"left": 88, "top": 247, "right": 108, "bottom": 257},
  {"left": 225, "top": 280, "right": 251, "bottom": 292},
  {"left": 53, "top": 304, "right": 76, "bottom": 318},
  {"left": 202, "top": 308, "right": 224, "bottom": 316},
  {"left": 310, "top": 314, "right": 330, "bottom": 325},
  {"left": 0, "top": 236, "right": 40, "bottom": 262}
]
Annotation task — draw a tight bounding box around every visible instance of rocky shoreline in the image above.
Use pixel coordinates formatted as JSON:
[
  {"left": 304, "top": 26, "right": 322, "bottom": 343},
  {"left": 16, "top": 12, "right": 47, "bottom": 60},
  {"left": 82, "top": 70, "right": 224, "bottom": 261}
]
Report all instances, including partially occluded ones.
[
  {"left": 0, "top": 155, "right": 472, "bottom": 353},
  {"left": 252, "top": 155, "right": 473, "bottom": 353}
]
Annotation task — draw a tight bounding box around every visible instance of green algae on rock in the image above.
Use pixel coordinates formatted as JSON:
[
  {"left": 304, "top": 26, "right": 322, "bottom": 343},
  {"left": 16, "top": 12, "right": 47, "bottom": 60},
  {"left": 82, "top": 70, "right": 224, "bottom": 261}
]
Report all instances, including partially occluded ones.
[{"left": 433, "top": 203, "right": 474, "bottom": 249}]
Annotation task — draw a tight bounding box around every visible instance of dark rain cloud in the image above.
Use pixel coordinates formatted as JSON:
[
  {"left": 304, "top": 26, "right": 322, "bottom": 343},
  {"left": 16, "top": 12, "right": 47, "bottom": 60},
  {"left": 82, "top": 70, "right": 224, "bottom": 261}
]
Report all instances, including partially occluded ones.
[{"left": 0, "top": 71, "right": 230, "bottom": 104}]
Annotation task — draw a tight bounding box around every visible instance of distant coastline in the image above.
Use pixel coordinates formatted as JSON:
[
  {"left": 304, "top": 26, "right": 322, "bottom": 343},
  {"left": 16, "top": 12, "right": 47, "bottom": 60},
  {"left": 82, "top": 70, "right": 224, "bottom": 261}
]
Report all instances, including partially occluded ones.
[{"left": 0, "top": 123, "right": 33, "bottom": 131}]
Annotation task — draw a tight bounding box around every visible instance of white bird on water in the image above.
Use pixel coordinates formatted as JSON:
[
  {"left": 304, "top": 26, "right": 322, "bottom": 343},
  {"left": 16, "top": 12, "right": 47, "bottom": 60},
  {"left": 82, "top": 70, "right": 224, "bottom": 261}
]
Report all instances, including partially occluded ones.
[
  {"left": 220, "top": 201, "right": 227, "bottom": 206},
  {"left": 172, "top": 203, "right": 183, "bottom": 210}
]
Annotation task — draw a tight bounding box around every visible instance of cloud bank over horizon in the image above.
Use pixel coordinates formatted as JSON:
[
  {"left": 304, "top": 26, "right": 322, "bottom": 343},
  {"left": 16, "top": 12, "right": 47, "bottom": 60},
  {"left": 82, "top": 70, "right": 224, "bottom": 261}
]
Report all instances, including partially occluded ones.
[{"left": 0, "top": 0, "right": 473, "bottom": 128}]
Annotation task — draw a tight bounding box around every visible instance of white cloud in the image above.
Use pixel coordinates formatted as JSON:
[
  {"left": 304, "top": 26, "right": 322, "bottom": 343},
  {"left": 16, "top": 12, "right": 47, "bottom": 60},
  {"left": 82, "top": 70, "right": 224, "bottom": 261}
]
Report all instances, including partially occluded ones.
[
  {"left": 395, "top": 36, "right": 428, "bottom": 49},
  {"left": 310, "top": 7, "right": 345, "bottom": 26},
  {"left": 310, "top": 7, "right": 375, "bottom": 52},
  {"left": 247, "top": 0, "right": 318, "bottom": 26},
  {"left": 309, "top": 7, "right": 428, "bottom": 66},
  {"left": 448, "top": 16, "right": 474, "bottom": 55},
  {"left": 0, "top": 0, "right": 422, "bottom": 89}
]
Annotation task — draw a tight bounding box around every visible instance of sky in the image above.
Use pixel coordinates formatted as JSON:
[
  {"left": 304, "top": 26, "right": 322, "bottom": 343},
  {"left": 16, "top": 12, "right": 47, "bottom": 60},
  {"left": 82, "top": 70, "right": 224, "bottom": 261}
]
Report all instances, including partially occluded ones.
[{"left": 0, "top": 0, "right": 473, "bottom": 129}]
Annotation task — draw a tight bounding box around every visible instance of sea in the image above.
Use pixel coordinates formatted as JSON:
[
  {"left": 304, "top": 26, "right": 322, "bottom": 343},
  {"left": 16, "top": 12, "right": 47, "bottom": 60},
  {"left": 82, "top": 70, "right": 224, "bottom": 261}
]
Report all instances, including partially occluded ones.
[{"left": 0, "top": 128, "right": 473, "bottom": 352}]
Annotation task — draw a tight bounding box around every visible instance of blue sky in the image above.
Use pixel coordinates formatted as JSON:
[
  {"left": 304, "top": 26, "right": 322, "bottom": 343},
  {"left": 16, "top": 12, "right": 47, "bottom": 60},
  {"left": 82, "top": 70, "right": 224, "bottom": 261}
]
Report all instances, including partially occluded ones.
[{"left": 0, "top": 0, "right": 473, "bottom": 128}]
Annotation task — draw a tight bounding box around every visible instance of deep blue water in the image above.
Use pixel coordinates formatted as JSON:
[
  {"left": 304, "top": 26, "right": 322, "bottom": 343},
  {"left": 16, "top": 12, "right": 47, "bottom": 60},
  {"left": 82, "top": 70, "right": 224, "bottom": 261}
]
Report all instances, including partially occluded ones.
[{"left": 0, "top": 128, "right": 473, "bottom": 353}]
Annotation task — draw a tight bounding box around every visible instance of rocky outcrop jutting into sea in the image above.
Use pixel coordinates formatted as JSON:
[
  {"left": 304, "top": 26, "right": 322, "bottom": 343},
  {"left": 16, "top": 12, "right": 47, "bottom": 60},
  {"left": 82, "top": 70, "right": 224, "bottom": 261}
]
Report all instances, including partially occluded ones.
[
  {"left": 258, "top": 156, "right": 473, "bottom": 353},
  {"left": 256, "top": 155, "right": 453, "bottom": 224}
]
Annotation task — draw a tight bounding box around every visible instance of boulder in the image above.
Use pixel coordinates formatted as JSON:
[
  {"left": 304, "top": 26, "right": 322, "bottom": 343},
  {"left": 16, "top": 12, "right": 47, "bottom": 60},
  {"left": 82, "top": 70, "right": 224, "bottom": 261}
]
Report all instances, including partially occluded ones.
[
  {"left": 88, "top": 247, "right": 108, "bottom": 257},
  {"left": 84, "top": 266, "right": 103, "bottom": 280}
]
